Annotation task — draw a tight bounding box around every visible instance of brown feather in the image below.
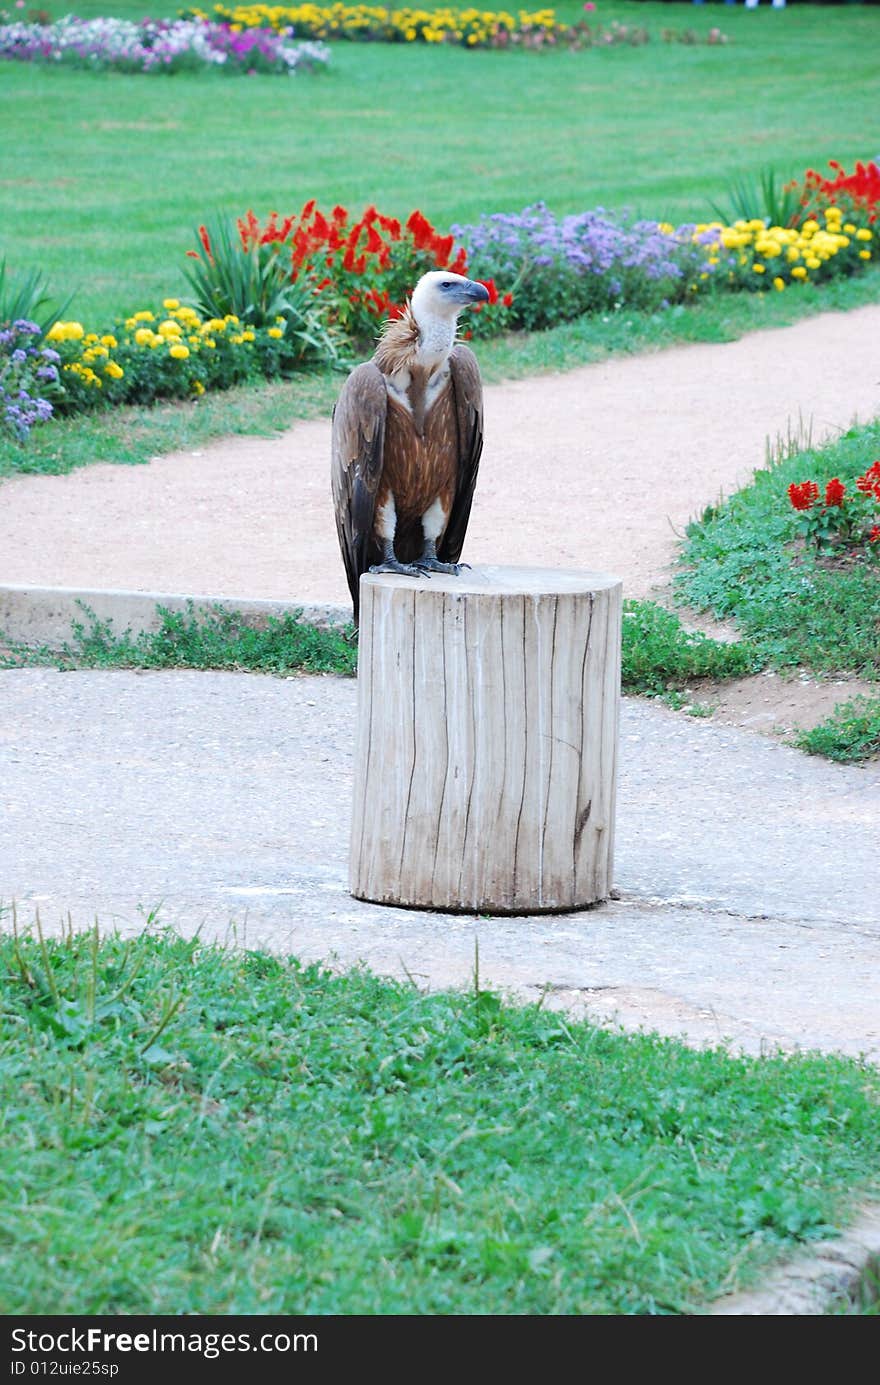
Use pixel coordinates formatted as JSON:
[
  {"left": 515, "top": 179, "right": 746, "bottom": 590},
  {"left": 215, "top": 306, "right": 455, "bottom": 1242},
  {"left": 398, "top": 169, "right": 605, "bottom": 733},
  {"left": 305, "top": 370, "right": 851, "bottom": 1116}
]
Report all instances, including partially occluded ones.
[
  {"left": 372, "top": 302, "right": 420, "bottom": 375},
  {"left": 331, "top": 306, "right": 484, "bottom": 626}
]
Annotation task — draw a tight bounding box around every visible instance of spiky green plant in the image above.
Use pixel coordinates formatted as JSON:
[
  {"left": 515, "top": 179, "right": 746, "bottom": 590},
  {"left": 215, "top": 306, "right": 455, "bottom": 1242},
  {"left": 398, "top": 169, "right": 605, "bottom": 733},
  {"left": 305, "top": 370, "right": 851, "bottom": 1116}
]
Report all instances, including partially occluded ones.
[
  {"left": 0, "top": 259, "right": 72, "bottom": 334},
  {"left": 182, "top": 216, "right": 337, "bottom": 362},
  {"left": 710, "top": 168, "right": 804, "bottom": 230}
]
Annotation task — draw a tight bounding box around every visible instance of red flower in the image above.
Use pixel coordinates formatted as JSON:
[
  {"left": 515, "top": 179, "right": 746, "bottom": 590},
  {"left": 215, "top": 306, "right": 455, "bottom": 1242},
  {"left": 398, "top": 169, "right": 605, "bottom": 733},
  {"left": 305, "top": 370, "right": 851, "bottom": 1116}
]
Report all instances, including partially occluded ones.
[
  {"left": 477, "top": 278, "right": 499, "bottom": 305},
  {"left": 332, "top": 205, "right": 348, "bottom": 226},
  {"left": 824, "top": 477, "right": 846, "bottom": 507},
  {"left": 502, "top": 291, "right": 513, "bottom": 307},
  {"left": 870, "top": 526, "right": 880, "bottom": 545},
  {"left": 197, "top": 224, "right": 213, "bottom": 264},
  {"left": 406, "top": 210, "right": 435, "bottom": 251},
  {"left": 788, "top": 481, "right": 820, "bottom": 512},
  {"left": 450, "top": 247, "right": 469, "bottom": 275},
  {"left": 378, "top": 214, "right": 401, "bottom": 238},
  {"left": 432, "top": 233, "right": 454, "bottom": 266}
]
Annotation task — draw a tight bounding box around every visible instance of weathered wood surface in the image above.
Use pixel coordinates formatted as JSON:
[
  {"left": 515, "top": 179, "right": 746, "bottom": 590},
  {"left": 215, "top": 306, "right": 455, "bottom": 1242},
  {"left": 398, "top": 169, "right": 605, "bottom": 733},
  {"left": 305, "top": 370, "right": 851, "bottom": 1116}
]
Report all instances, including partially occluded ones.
[{"left": 350, "top": 565, "right": 622, "bottom": 914}]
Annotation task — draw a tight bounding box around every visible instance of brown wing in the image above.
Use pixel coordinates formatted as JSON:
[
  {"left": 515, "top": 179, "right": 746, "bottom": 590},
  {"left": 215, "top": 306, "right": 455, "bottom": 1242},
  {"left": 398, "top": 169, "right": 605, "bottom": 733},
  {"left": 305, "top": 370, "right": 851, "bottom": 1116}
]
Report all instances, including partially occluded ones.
[
  {"left": 331, "top": 362, "right": 387, "bottom": 623},
  {"left": 440, "top": 344, "right": 484, "bottom": 564}
]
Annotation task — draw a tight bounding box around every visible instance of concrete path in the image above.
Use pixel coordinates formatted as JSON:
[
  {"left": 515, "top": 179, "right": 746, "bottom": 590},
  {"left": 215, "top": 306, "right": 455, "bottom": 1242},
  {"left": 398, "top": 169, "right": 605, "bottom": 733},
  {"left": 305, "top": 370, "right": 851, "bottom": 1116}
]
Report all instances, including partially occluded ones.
[{"left": 4, "top": 666, "right": 878, "bottom": 1061}]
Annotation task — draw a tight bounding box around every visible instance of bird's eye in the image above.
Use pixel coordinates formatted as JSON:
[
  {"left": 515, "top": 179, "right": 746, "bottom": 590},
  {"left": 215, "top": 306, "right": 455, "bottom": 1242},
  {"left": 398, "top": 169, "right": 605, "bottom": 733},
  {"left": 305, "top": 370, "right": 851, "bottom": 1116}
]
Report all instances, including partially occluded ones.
[{"left": 441, "top": 280, "right": 454, "bottom": 288}]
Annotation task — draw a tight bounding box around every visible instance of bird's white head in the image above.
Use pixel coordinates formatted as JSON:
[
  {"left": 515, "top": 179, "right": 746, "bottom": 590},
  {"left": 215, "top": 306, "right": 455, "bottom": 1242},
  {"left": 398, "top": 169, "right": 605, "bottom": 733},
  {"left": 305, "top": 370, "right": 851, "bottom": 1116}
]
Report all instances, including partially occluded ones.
[
  {"left": 408, "top": 271, "right": 490, "bottom": 367},
  {"left": 410, "top": 271, "right": 490, "bottom": 324}
]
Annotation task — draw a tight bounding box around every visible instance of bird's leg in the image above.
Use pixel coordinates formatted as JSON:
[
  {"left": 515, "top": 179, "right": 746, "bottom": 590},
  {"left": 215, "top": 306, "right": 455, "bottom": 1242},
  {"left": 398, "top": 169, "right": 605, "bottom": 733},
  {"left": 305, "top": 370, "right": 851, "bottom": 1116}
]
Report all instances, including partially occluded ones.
[
  {"left": 368, "top": 496, "right": 424, "bottom": 578},
  {"left": 368, "top": 538, "right": 424, "bottom": 578},
  {"left": 412, "top": 498, "right": 469, "bottom": 575}
]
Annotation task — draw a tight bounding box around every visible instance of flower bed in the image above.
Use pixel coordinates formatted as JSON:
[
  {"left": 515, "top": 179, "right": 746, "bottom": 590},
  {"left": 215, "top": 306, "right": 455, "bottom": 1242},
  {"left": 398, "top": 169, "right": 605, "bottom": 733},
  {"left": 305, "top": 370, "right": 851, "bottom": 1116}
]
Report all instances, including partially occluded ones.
[
  {"left": 787, "top": 461, "right": 880, "bottom": 561},
  {"left": 41, "top": 299, "right": 327, "bottom": 418},
  {"left": 0, "top": 16, "right": 330, "bottom": 73},
  {"left": 3, "top": 160, "right": 876, "bottom": 444},
  {"left": 451, "top": 205, "right": 721, "bottom": 329},
  {"left": 188, "top": 4, "right": 726, "bottom": 49}
]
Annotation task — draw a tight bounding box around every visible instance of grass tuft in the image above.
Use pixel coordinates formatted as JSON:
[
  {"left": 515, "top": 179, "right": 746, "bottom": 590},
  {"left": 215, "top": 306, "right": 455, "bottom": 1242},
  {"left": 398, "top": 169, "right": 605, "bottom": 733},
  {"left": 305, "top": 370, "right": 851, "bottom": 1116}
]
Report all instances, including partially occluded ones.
[
  {"left": 793, "top": 696, "right": 880, "bottom": 765},
  {"left": 621, "top": 600, "right": 758, "bottom": 697}
]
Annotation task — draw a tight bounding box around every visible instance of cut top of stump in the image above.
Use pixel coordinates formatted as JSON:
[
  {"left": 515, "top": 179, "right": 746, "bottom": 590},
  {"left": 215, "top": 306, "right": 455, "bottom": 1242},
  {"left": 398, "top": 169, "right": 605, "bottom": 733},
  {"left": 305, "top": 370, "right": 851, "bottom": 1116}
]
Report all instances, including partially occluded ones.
[{"left": 360, "top": 564, "right": 622, "bottom": 600}]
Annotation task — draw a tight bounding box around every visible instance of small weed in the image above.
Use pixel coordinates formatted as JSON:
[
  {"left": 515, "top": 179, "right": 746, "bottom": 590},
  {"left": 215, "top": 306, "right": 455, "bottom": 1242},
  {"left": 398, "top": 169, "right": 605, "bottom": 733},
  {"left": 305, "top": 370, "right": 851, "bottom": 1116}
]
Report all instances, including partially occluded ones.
[{"left": 793, "top": 695, "right": 880, "bottom": 764}]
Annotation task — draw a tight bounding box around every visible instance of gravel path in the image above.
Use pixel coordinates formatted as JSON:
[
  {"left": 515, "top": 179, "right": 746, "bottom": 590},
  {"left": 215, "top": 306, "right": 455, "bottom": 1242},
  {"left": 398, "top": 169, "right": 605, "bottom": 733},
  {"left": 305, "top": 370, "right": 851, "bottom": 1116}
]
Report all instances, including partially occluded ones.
[{"left": 2, "top": 302, "right": 879, "bottom": 607}]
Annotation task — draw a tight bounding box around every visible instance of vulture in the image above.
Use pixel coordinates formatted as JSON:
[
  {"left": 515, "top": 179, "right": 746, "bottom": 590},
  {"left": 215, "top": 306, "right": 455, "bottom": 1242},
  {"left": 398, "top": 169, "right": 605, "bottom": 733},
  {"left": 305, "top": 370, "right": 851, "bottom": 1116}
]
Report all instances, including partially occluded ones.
[{"left": 331, "top": 270, "right": 489, "bottom": 625}]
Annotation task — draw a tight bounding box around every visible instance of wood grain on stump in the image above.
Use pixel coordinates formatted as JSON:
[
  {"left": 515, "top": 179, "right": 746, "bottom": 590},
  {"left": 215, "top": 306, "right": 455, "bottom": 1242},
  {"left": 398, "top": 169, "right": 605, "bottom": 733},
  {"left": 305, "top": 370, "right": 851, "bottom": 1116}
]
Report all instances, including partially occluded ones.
[{"left": 350, "top": 565, "right": 622, "bottom": 914}]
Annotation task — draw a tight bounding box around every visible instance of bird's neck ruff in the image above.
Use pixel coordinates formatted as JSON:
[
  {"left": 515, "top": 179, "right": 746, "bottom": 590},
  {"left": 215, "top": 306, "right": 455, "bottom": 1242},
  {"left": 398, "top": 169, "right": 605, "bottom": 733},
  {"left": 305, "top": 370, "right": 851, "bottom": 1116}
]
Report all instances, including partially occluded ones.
[{"left": 373, "top": 302, "right": 457, "bottom": 377}]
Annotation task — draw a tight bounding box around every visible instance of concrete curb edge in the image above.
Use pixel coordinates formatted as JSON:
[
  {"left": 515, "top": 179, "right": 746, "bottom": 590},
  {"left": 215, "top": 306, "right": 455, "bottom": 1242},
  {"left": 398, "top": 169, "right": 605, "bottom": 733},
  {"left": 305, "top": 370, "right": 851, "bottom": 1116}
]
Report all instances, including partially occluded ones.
[{"left": 0, "top": 583, "right": 351, "bottom": 649}]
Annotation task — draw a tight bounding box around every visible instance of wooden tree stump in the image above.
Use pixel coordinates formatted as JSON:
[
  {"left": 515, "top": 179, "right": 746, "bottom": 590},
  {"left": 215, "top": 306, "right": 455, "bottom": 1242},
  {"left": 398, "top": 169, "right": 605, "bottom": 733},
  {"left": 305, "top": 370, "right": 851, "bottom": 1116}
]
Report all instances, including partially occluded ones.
[{"left": 350, "top": 565, "right": 622, "bottom": 914}]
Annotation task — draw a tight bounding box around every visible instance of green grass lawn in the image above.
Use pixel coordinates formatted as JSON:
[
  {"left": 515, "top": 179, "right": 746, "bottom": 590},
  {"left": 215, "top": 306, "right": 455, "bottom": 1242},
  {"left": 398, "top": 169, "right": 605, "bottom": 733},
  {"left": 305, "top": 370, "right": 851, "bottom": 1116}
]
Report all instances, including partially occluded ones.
[
  {"left": 3, "top": 925, "right": 879, "bottom": 1315},
  {"left": 2, "top": 2, "right": 879, "bottom": 325}
]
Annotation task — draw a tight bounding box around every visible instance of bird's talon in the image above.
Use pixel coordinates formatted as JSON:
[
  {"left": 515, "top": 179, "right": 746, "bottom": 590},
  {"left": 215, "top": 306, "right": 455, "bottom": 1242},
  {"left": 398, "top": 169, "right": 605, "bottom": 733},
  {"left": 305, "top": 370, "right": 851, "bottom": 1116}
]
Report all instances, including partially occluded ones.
[
  {"left": 414, "top": 558, "right": 465, "bottom": 575},
  {"left": 368, "top": 560, "right": 424, "bottom": 578}
]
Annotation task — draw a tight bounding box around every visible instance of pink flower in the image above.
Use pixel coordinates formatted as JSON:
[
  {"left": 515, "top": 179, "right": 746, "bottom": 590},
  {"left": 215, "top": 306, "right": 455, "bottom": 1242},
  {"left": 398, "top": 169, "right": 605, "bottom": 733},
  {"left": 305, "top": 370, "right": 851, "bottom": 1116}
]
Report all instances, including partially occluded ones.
[{"left": 583, "top": 2, "right": 596, "bottom": 10}]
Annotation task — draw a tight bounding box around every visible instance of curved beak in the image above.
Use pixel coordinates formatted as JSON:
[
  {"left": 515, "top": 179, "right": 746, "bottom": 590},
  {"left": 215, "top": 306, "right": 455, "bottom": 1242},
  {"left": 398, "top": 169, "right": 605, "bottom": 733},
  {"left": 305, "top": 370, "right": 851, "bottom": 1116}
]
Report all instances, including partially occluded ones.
[{"left": 456, "top": 279, "right": 491, "bottom": 305}]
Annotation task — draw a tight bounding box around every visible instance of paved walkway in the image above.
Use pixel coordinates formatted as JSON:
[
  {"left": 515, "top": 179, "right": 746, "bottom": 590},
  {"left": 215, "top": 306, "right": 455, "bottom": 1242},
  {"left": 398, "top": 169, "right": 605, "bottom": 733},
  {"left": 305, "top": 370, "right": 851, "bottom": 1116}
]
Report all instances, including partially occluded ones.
[{"left": 4, "top": 666, "right": 878, "bottom": 1061}]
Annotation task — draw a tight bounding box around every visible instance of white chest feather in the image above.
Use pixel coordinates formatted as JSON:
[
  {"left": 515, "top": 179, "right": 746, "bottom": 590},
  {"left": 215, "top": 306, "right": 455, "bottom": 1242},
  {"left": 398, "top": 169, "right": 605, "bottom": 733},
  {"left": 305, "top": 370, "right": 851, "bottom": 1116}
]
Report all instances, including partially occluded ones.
[{"left": 386, "top": 361, "right": 451, "bottom": 418}]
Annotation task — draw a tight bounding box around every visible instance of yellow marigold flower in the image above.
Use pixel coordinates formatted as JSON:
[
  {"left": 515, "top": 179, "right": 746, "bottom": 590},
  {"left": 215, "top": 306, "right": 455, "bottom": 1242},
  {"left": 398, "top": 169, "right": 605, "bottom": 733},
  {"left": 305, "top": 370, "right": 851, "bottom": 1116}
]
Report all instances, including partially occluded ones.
[
  {"left": 150, "top": 337, "right": 164, "bottom": 349},
  {"left": 844, "top": 222, "right": 857, "bottom": 234},
  {"left": 224, "top": 314, "right": 240, "bottom": 325},
  {"left": 801, "top": 219, "right": 819, "bottom": 234},
  {"left": 124, "top": 317, "right": 137, "bottom": 331},
  {"left": 192, "top": 380, "right": 205, "bottom": 396},
  {"left": 134, "top": 328, "right": 155, "bottom": 347},
  {"left": 748, "top": 218, "right": 765, "bottom": 232},
  {"left": 46, "top": 321, "right": 84, "bottom": 342},
  {"left": 786, "top": 247, "right": 800, "bottom": 263},
  {"left": 859, "top": 249, "right": 872, "bottom": 260},
  {"left": 267, "top": 327, "right": 283, "bottom": 338},
  {"left": 104, "top": 361, "right": 124, "bottom": 379},
  {"left": 101, "top": 335, "right": 117, "bottom": 348},
  {"left": 158, "top": 319, "right": 182, "bottom": 337},
  {"left": 169, "top": 343, "right": 190, "bottom": 360},
  {"left": 791, "top": 266, "right": 808, "bottom": 280},
  {"left": 752, "top": 264, "right": 765, "bottom": 275},
  {"left": 84, "top": 332, "right": 99, "bottom": 344},
  {"left": 133, "top": 311, "right": 155, "bottom": 323},
  {"left": 163, "top": 298, "right": 181, "bottom": 310},
  {"left": 773, "top": 277, "right": 785, "bottom": 291},
  {"left": 805, "top": 256, "right": 821, "bottom": 270},
  {"left": 856, "top": 228, "right": 872, "bottom": 241}
]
